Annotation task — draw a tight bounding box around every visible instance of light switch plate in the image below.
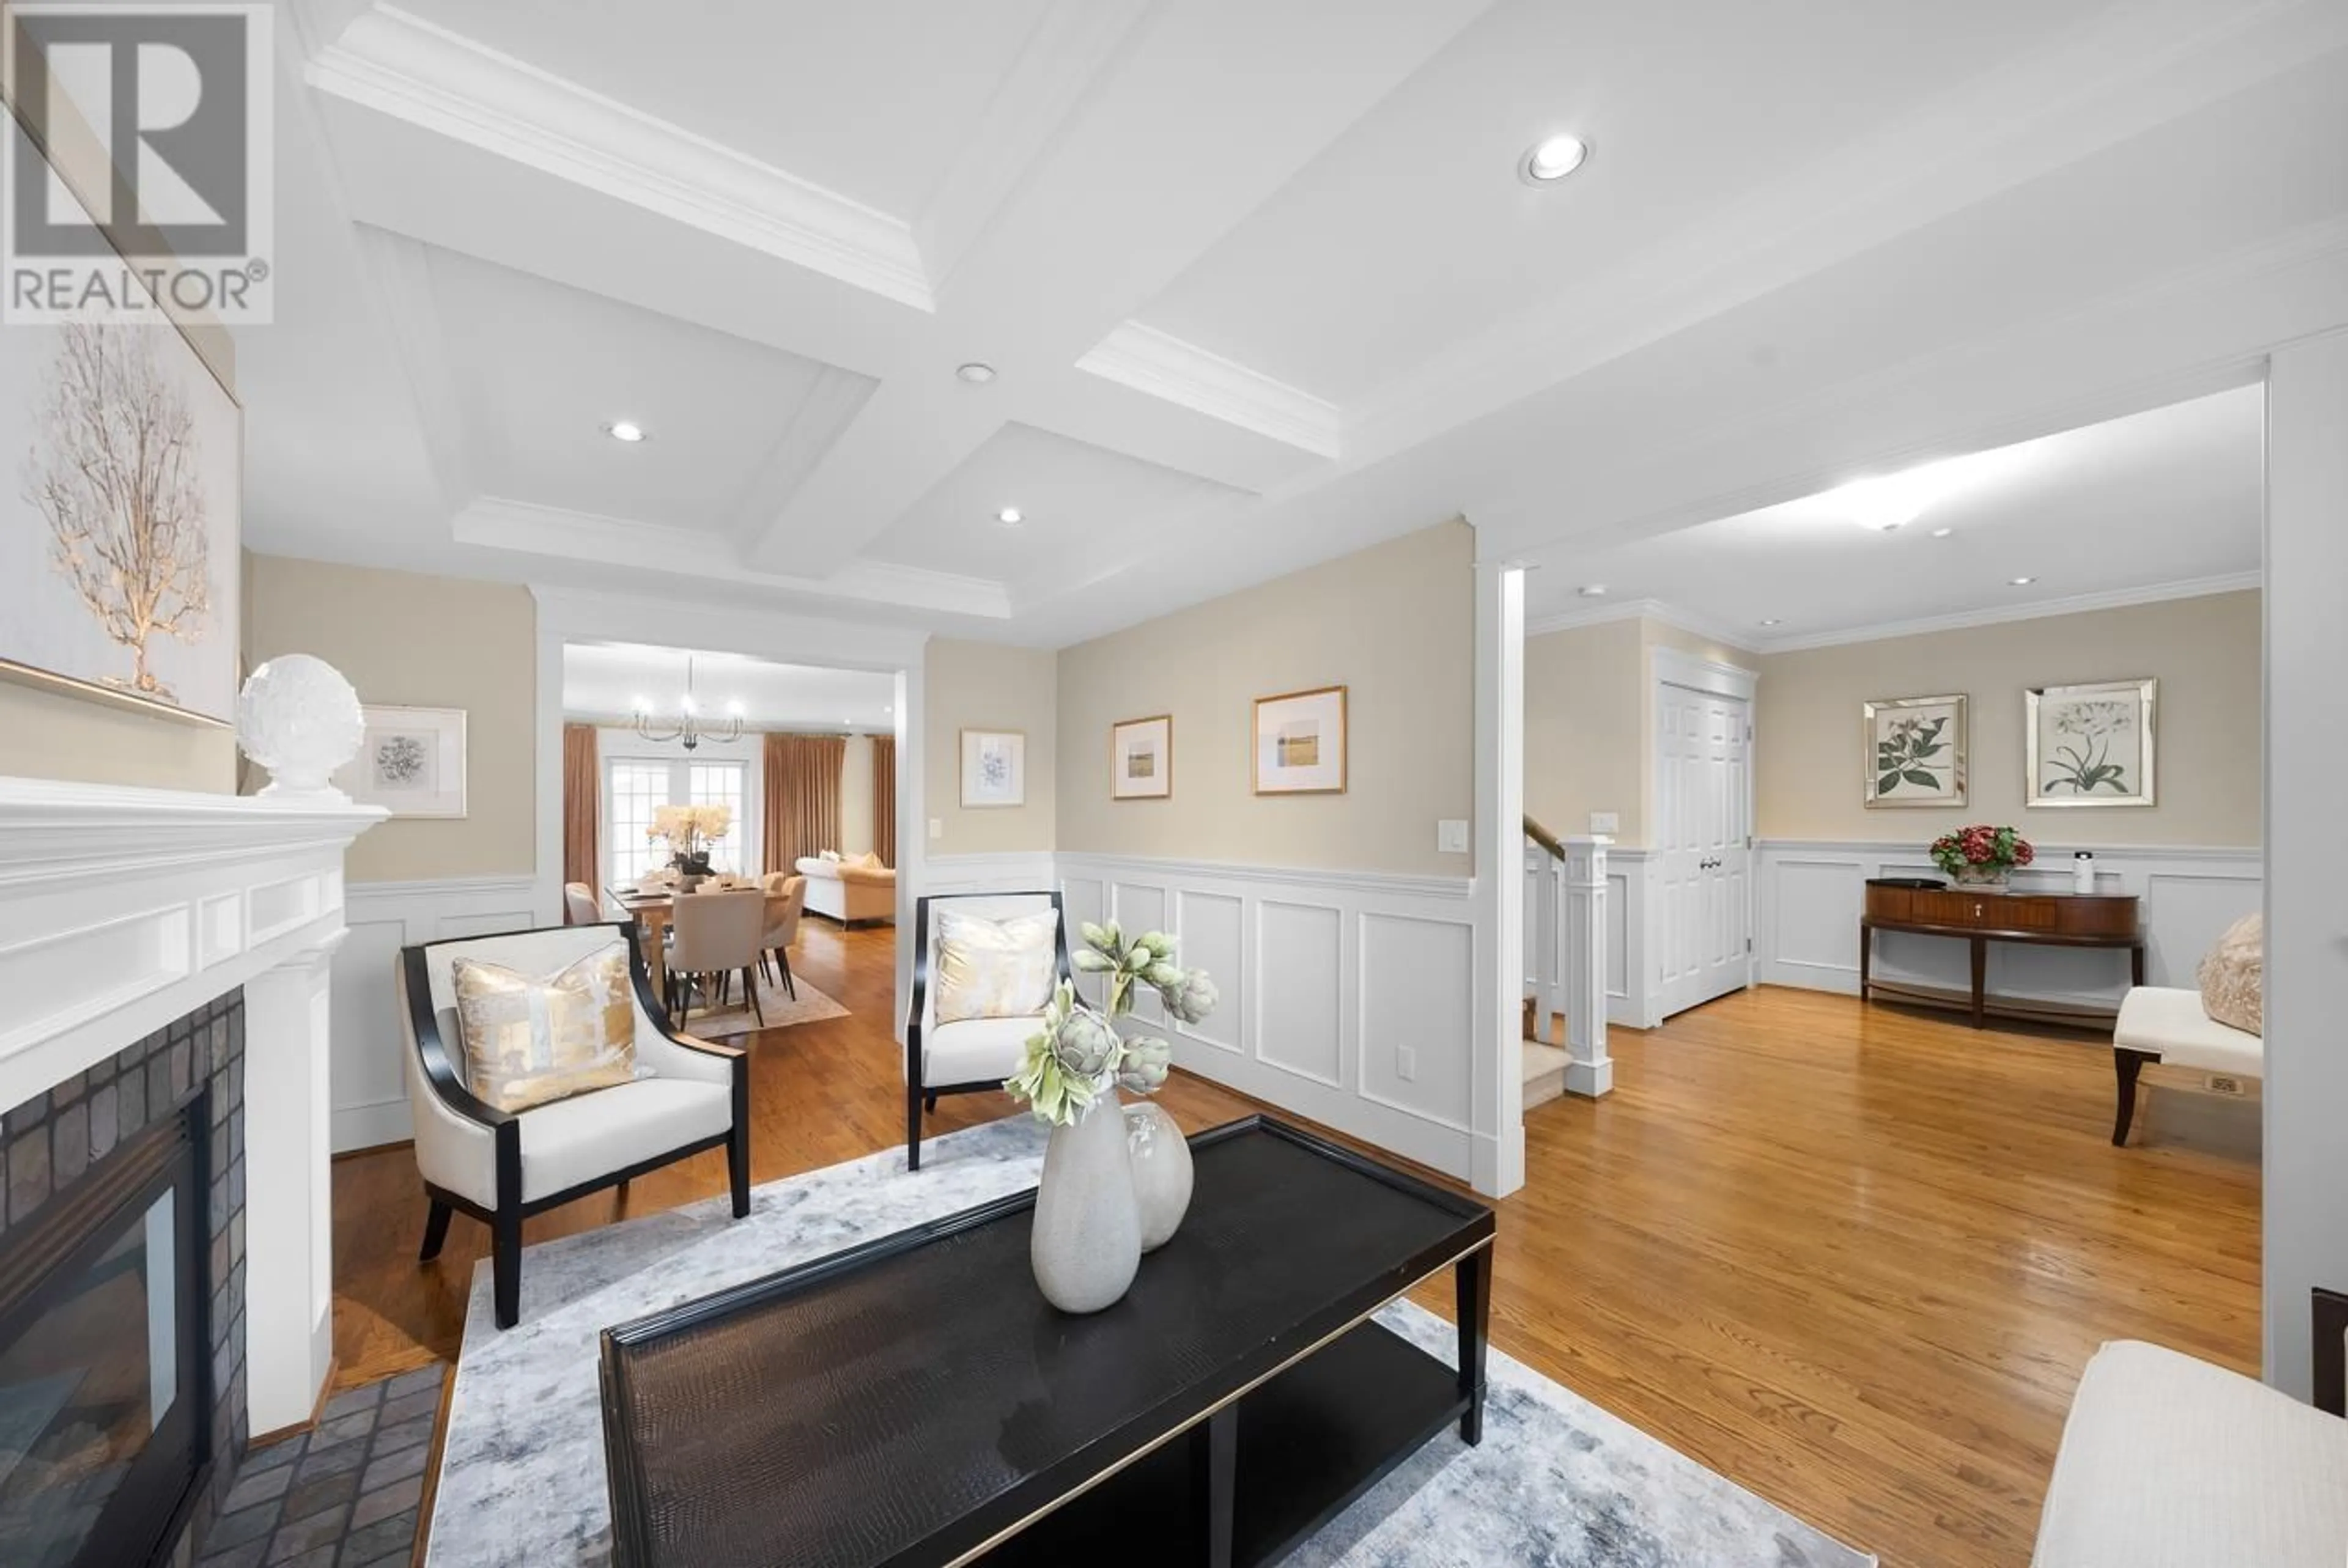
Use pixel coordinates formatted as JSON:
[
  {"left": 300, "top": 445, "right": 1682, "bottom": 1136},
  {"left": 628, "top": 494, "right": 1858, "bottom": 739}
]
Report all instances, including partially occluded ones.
[
  {"left": 928, "top": 818, "right": 943, "bottom": 841},
  {"left": 1590, "top": 811, "right": 1620, "bottom": 835},
  {"left": 1397, "top": 1046, "right": 1418, "bottom": 1082},
  {"left": 1437, "top": 819, "right": 1469, "bottom": 853}
]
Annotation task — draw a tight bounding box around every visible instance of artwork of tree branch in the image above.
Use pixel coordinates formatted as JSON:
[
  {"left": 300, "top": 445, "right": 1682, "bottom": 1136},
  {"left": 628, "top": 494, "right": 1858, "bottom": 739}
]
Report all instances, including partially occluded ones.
[{"left": 27, "top": 323, "right": 212, "bottom": 702}]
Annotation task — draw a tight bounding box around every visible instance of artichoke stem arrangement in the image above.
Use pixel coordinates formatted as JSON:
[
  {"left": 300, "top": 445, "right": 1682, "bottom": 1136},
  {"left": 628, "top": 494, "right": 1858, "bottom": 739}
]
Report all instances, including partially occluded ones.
[{"left": 1005, "top": 921, "right": 1219, "bottom": 1126}]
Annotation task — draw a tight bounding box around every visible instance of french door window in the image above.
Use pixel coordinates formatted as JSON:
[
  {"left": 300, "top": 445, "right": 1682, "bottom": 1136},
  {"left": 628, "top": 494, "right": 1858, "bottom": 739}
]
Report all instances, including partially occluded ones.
[{"left": 607, "top": 756, "right": 750, "bottom": 885}]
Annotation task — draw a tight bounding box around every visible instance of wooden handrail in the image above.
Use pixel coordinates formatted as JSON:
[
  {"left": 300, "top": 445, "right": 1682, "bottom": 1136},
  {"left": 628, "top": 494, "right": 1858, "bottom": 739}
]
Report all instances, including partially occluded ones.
[{"left": 1523, "top": 814, "right": 1566, "bottom": 859}]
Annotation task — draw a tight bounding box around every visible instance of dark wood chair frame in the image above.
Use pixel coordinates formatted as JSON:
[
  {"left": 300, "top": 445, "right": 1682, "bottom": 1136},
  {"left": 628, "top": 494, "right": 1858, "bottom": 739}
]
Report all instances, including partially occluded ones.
[
  {"left": 904, "top": 891, "right": 1072, "bottom": 1172},
  {"left": 402, "top": 920, "right": 750, "bottom": 1329}
]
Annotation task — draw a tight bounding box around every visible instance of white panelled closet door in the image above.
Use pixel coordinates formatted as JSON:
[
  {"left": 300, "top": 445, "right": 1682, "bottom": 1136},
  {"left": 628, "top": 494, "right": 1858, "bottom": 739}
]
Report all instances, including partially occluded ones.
[{"left": 1655, "top": 682, "right": 1752, "bottom": 1019}]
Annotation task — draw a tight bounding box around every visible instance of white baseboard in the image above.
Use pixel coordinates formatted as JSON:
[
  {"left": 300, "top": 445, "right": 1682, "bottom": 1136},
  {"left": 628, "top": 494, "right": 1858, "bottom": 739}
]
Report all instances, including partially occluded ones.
[{"left": 330, "top": 875, "right": 539, "bottom": 1153}]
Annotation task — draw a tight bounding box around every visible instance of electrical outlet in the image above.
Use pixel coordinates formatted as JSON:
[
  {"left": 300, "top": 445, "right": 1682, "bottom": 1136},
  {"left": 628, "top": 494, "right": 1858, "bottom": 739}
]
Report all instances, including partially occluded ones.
[
  {"left": 1437, "top": 819, "right": 1469, "bottom": 853},
  {"left": 928, "top": 818, "right": 943, "bottom": 841},
  {"left": 1590, "top": 811, "right": 1620, "bottom": 835},
  {"left": 1397, "top": 1046, "right": 1417, "bottom": 1082}
]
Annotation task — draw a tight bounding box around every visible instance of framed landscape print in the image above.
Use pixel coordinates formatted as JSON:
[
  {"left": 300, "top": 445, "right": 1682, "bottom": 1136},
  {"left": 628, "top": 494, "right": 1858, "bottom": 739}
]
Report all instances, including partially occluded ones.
[
  {"left": 1253, "top": 685, "right": 1346, "bottom": 795},
  {"left": 336, "top": 707, "right": 468, "bottom": 817},
  {"left": 1863, "top": 694, "right": 1966, "bottom": 808},
  {"left": 0, "top": 185, "right": 242, "bottom": 724},
  {"left": 2027, "top": 679, "right": 2157, "bottom": 807},
  {"left": 1111, "top": 715, "right": 1172, "bottom": 800},
  {"left": 960, "top": 728, "right": 1027, "bottom": 808}
]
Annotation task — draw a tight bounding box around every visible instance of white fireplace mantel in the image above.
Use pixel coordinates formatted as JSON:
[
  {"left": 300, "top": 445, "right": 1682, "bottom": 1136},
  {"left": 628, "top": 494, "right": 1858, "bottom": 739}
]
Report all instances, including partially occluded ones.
[{"left": 0, "top": 775, "right": 384, "bottom": 1435}]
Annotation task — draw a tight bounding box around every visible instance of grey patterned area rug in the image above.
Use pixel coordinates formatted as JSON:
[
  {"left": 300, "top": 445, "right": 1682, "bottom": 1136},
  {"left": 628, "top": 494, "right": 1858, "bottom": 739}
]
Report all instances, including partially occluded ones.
[{"left": 427, "top": 1119, "right": 1874, "bottom": 1567}]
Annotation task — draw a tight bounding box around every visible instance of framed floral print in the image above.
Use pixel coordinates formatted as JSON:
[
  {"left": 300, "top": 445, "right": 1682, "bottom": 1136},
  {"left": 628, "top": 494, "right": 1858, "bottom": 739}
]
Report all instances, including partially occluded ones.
[
  {"left": 1863, "top": 694, "right": 1966, "bottom": 808},
  {"left": 960, "top": 728, "right": 1026, "bottom": 808},
  {"left": 1252, "top": 685, "right": 1346, "bottom": 795},
  {"left": 1110, "top": 715, "right": 1172, "bottom": 800},
  {"left": 335, "top": 705, "right": 468, "bottom": 817},
  {"left": 2026, "top": 679, "right": 2156, "bottom": 807}
]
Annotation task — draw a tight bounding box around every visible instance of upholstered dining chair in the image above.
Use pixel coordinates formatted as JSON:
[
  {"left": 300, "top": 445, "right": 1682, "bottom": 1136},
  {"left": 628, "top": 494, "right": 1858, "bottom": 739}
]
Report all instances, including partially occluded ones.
[
  {"left": 563, "top": 882, "right": 601, "bottom": 925},
  {"left": 668, "top": 888, "right": 769, "bottom": 1028},
  {"left": 758, "top": 874, "right": 807, "bottom": 999},
  {"left": 904, "top": 891, "right": 1071, "bottom": 1171},
  {"left": 396, "top": 921, "right": 750, "bottom": 1328}
]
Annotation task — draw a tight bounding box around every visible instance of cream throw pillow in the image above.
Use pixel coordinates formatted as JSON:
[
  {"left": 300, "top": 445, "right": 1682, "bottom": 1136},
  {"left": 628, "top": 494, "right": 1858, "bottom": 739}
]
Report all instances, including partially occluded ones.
[
  {"left": 451, "top": 946, "right": 639, "bottom": 1111},
  {"left": 932, "top": 908, "right": 1059, "bottom": 1025},
  {"left": 2196, "top": 913, "right": 2262, "bottom": 1036}
]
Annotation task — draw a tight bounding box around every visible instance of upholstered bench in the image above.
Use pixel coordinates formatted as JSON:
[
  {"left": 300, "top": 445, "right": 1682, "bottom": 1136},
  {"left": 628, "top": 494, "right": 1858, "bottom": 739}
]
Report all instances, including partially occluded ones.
[
  {"left": 2034, "top": 1338, "right": 2348, "bottom": 1567},
  {"left": 2110, "top": 985, "right": 2262, "bottom": 1146}
]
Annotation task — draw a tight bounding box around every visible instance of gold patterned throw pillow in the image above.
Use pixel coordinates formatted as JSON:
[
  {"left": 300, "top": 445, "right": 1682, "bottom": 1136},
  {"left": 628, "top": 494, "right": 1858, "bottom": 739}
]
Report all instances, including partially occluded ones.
[
  {"left": 2196, "top": 913, "right": 2263, "bottom": 1037},
  {"left": 932, "top": 909, "right": 1060, "bottom": 1025},
  {"left": 450, "top": 946, "right": 640, "bottom": 1111}
]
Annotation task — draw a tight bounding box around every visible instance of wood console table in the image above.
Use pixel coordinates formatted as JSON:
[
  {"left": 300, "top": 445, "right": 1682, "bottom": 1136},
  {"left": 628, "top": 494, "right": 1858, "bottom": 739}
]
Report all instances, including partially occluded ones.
[{"left": 1861, "top": 878, "right": 2144, "bottom": 1030}]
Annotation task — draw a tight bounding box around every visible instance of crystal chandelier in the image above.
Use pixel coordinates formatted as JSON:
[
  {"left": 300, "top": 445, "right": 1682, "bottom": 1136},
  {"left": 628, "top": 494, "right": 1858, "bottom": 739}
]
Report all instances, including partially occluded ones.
[{"left": 632, "top": 657, "right": 743, "bottom": 750}]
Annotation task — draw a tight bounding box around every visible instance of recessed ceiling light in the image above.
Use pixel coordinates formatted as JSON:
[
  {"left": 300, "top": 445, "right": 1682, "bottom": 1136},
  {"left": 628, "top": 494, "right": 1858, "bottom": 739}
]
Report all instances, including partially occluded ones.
[
  {"left": 996, "top": 506, "right": 1023, "bottom": 525},
  {"left": 1577, "top": 584, "right": 1607, "bottom": 597},
  {"left": 2009, "top": 576, "right": 2036, "bottom": 586},
  {"left": 1519, "top": 133, "right": 1590, "bottom": 185},
  {"left": 605, "top": 420, "right": 646, "bottom": 443},
  {"left": 956, "top": 363, "right": 995, "bottom": 383},
  {"left": 1931, "top": 527, "right": 1954, "bottom": 538},
  {"left": 884, "top": 705, "right": 893, "bottom": 715},
  {"left": 1759, "top": 618, "right": 1782, "bottom": 627}
]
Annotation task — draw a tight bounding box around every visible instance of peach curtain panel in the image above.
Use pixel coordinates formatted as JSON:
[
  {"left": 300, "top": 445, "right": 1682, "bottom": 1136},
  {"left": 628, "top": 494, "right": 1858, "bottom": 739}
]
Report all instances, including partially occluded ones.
[
  {"left": 871, "top": 735, "right": 897, "bottom": 868},
  {"left": 764, "top": 733, "right": 847, "bottom": 874},
  {"left": 561, "top": 723, "right": 599, "bottom": 893}
]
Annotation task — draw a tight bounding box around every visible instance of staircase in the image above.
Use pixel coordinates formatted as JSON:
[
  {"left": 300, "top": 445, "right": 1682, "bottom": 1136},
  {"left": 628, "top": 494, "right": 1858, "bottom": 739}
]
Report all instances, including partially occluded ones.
[{"left": 1523, "top": 814, "right": 1613, "bottom": 1103}]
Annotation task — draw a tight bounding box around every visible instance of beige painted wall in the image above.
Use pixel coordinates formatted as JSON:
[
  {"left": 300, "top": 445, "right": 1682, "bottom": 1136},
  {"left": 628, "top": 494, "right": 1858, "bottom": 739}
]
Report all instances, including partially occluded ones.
[
  {"left": 925, "top": 639, "right": 1057, "bottom": 853},
  {"left": 0, "top": 684, "right": 237, "bottom": 790},
  {"left": 1055, "top": 521, "right": 1475, "bottom": 875},
  {"left": 245, "top": 555, "right": 537, "bottom": 883},
  {"left": 1755, "top": 590, "right": 2261, "bottom": 846}
]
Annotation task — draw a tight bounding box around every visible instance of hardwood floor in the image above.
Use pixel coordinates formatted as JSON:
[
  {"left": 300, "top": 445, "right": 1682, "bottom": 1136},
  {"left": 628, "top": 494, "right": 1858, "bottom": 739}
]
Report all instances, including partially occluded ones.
[{"left": 330, "top": 923, "right": 2258, "bottom": 1567}]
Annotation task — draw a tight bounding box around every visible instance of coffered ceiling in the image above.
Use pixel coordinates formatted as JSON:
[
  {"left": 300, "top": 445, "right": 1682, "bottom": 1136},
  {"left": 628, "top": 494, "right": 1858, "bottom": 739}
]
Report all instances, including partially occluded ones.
[{"left": 232, "top": 0, "right": 2348, "bottom": 646}]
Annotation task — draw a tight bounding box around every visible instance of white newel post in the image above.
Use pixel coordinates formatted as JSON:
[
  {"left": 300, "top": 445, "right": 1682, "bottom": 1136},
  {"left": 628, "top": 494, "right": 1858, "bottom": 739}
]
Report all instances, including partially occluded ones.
[
  {"left": 1529, "top": 844, "right": 1559, "bottom": 1045},
  {"left": 1563, "top": 836, "right": 1612, "bottom": 1097},
  {"left": 243, "top": 932, "right": 346, "bottom": 1434}
]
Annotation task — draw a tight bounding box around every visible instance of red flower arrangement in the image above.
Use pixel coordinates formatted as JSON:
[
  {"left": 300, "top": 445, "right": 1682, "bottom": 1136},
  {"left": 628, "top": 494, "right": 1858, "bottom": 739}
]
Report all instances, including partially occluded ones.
[{"left": 1931, "top": 824, "right": 2033, "bottom": 880}]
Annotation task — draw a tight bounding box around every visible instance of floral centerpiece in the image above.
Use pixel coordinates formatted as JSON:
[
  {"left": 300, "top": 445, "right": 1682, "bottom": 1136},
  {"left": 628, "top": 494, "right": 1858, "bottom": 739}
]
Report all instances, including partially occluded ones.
[
  {"left": 648, "top": 803, "right": 731, "bottom": 876},
  {"left": 1931, "top": 823, "right": 2032, "bottom": 887},
  {"left": 1005, "top": 920, "right": 1218, "bottom": 1314}
]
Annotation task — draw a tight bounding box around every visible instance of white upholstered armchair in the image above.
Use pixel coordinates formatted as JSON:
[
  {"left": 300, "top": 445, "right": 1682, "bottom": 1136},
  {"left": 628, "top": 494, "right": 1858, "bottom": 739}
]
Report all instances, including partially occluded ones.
[
  {"left": 904, "top": 891, "right": 1071, "bottom": 1171},
  {"left": 396, "top": 922, "right": 750, "bottom": 1328}
]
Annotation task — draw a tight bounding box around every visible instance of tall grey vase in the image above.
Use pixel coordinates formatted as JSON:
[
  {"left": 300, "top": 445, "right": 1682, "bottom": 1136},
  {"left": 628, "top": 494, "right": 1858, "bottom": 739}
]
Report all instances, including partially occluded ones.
[{"left": 1030, "top": 1094, "right": 1142, "bottom": 1314}]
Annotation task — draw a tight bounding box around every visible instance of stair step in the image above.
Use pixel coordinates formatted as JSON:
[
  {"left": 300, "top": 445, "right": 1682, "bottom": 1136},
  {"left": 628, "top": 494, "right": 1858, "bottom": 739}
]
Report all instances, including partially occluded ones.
[{"left": 1523, "top": 1040, "right": 1568, "bottom": 1110}]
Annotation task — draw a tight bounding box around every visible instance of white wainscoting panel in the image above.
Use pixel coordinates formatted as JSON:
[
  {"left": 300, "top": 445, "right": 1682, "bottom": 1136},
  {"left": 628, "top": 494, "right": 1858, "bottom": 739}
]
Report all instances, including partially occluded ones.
[
  {"left": 330, "top": 876, "right": 539, "bottom": 1152},
  {"left": 1754, "top": 841, "right": 2261, "bottom": 1013},
  {"left": 1060, "top": 853, "right": 1482, "bottom": 1181}
]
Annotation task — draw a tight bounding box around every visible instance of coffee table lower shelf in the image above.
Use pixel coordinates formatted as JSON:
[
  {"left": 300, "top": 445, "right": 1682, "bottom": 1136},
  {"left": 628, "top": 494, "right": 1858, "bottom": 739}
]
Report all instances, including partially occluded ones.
[{"left": 979, "top": 1317, "right": 1467, "bottom": 1567}]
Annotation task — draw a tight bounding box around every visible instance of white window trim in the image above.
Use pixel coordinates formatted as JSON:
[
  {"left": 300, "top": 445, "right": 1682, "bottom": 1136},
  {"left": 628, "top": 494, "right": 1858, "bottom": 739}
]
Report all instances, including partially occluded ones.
[{"left": 593, "top": 726, "right": 764, "bottom": 885}]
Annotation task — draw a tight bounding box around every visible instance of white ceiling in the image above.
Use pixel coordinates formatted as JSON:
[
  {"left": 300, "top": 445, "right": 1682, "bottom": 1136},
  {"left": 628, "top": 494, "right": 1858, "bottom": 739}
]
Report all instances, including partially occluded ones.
[
  {"left": 1527, "top": 384, "right": 2265, "bottom": 648},
  {"left": 563, "top": 642, "right": 896, "bottom": 731},
  {"left": 227, "top": 0, "right": 2348, "bottom": 647}
]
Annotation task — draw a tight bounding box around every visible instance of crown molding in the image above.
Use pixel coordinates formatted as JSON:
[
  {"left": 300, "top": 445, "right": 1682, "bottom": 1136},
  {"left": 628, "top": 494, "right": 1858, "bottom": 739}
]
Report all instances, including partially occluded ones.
[
  {"left": 306, "top": 4, "right": 934, "bottom": 310},
  {"left": 457, "top": 497, "right": 1012, "bottom": 620},
  {"left": 1524, "top": 597, "right": 1759, "bottom": 655},
  {"left": 1752, "top": 571, "right": 2261, "bottom": 654},
  {"left": 1077, "top": 321, "right": 1342, "bottom": 458}
]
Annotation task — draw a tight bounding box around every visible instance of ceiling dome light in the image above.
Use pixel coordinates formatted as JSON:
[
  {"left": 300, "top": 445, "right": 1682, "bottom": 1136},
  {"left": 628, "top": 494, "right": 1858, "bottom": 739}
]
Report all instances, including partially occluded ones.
[
  {"left": 1759, "top": 618, "right": 1782, "bottom": 627},
  {"left": 956, "top": 363, "right": 996, "bottom": 383},
  {"left": 1577, "top": 584, "right": 1607, "bottom": 598},
  {"left": 1931, "top": 527, "right": 1954, "bottom": 538},
  {"left": 2009, "top": 575, "right": 2036, "bottom": 586},
  {"left": 1520, "top": 134, "right": 1590, "bottom": 185},
  {"left": 605, "top": 420, "right": 646, "bottom": 443},
  {"left": 997, "top": 506, "right": 1023, "bottom": 525}
]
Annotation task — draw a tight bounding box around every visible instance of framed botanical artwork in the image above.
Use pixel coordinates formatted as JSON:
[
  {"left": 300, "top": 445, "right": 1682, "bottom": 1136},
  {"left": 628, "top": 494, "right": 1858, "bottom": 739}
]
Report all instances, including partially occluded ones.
[
  {"left": 1111, "top": 715, "right": 1172, "bottom": 800},
  {"left": 1253, "top": 685, "right": 1346, "bottom": 795},
  {"left": 2027, "top": 679, "right": 2156, "bottom": 807},
  {"left": 0, "top": 150, "right": 242, "bottom": 725},
  {"left": 1863, "top": 694, "right": 1966, "bottom": 808},
  {"left": 336, "top": 706, "right": 468, "bottom": 817},
  {"left": 960, "top": 728, "right": 1026, "bottom": 808}
]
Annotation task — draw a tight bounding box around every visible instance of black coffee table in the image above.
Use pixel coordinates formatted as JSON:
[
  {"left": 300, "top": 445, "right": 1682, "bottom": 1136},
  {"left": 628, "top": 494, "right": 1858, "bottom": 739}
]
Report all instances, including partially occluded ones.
[{"left": 598, "top": 1116, "right": 1496, "bottom": 1567}]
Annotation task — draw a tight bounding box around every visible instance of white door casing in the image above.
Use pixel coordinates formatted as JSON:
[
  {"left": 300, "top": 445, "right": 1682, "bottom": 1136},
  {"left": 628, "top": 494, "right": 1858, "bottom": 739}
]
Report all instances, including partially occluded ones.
[{"left": 1652, "top": 647, "right": 1758, "bottom": 1020}]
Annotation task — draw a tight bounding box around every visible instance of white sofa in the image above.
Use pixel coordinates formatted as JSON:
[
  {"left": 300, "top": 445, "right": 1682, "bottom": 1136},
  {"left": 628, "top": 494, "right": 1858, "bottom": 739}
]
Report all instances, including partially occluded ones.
[
  {"left": 2034, "top": 1339, "right": 2348, "bottom": 1566},
  {"left": 795, "top": 853, "right": 896, "bottom": 926},
  {"left": 2110, "top": 985, "right": 2262, "bottom": 1145}
]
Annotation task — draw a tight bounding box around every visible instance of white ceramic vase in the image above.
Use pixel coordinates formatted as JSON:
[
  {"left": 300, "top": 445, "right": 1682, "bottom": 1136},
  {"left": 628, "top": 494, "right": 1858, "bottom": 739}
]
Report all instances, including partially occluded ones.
[
  {"left": 1124, "top": 1102, "right": 1194, "bottom": 1252},
  {"left": 1030, "top": 1094, "right": 1142, "bottom": 1314}
]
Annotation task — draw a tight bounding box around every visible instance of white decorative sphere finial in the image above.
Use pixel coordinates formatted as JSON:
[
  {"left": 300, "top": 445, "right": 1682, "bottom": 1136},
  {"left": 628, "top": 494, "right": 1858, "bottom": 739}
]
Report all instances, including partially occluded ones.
[{"left": 237, "top": 655, "right": 364, "bottom": 801}]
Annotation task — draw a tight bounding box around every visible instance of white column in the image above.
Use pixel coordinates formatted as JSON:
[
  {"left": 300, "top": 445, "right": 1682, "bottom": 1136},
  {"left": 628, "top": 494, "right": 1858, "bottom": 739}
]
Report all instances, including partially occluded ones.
[
  {"left": 1471, "top": 553, "right": 1527, "bottom": 1198},
  {"left": 1529, "top": 846, "right": 1558, "bottom": 1045},
  {"left": 1562, "top": 836, "right": 1613, "bottom": 1097},
  {"left": 242, "top": 932, "right": 344, "bottom": 1435},
  {"left": 2265, "top": 330, "right": 2348, "bottom": 1401}
]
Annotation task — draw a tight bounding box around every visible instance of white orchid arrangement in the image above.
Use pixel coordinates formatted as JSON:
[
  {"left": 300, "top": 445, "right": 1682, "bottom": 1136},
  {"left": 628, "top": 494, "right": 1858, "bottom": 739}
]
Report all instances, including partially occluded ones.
[{"left": 1005, "top": 921, "right": 1219, "bottom": 1127}]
